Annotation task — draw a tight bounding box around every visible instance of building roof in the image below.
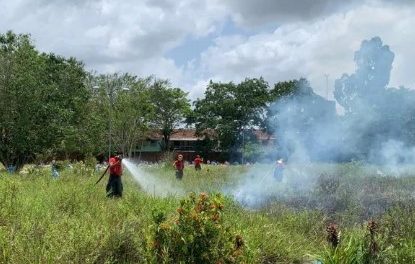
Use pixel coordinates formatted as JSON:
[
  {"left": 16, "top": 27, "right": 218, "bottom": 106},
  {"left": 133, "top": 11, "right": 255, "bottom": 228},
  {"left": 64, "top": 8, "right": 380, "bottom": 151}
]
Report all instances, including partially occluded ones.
[{"left": 170, "top": 129, "right": 203, "bottom": 141}]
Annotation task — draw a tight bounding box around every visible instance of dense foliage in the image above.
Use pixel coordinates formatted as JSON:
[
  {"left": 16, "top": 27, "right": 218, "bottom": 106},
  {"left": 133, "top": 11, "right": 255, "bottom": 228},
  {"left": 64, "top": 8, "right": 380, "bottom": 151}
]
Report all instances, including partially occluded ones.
[
  {"left": 0, "top": 32, "right": 90, "bottom": 169},
  {"left": 147, "top": 78, "right": 192, "bottom": 150},
  {"left": 193, "top": 78, "right": 276, "bottom": 156},
  {"left": 0, "top": 32, "right": 191, "bottom": 169}
]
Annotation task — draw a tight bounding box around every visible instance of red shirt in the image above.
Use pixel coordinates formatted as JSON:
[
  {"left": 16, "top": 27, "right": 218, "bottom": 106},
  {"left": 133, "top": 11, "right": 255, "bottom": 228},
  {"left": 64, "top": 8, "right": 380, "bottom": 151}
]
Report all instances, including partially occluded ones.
[
  {"left": 174, "top": 160, "right": 184, "bottom": 171},
  {"left": 194, "top": 158, "right": 203, "bottom": 165},
  {"left": 109, "top": 157, "right": 122, "bottom": 176}
]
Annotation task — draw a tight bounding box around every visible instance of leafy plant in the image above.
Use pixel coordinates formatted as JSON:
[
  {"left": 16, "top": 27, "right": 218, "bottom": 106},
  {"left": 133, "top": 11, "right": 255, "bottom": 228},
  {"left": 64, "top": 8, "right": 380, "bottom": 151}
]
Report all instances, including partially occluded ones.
[{"left": 150, "top": 192, "right": 245, "bottom": 263}]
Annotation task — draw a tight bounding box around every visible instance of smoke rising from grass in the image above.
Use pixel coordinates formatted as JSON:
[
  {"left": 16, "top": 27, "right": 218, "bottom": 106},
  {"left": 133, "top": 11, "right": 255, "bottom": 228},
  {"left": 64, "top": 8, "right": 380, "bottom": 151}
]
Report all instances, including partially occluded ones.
[
  {"left": 228, "top": 163, "right": 316, "bottom": 207},
  {"left": 231, "top": 36, "right": 415, "bottom": 207},
  {"left": 122, "top": 159, "right": 184, "bottom": 197}
]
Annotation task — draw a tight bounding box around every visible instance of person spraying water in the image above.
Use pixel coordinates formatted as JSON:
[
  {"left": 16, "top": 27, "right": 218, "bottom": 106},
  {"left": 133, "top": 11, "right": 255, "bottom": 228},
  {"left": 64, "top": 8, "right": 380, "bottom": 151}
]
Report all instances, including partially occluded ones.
[{"left": 106, "top": 152, "right": 124, "bottom": 198}]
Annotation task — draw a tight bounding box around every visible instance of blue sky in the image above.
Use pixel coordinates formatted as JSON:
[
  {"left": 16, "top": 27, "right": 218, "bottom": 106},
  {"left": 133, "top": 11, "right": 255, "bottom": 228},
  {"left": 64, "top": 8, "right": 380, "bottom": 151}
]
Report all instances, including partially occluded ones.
[
  {"left": 166, "top": 19, "right": 251, "bottom": 67},
  {"left": 1, "top": 0, "right": 414, "bottom": 99}
]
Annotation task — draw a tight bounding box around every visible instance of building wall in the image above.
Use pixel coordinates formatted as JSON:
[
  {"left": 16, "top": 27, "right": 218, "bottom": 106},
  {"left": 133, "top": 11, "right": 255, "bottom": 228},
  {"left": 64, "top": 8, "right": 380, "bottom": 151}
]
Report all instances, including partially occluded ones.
[{"left": 131, "top": 152, "right": 163, "bottom": 163}]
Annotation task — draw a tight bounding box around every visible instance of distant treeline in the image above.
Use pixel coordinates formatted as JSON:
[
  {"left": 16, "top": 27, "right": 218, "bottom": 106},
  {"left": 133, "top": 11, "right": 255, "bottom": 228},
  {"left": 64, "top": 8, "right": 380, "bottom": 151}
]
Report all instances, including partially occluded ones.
[{"left": 0, "top": 31, "right": 414, "bottom": 169}]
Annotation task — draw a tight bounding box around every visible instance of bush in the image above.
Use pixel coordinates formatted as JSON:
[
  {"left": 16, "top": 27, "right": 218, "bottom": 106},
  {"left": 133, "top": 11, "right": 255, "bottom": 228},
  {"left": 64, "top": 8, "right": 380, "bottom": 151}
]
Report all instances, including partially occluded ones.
[{"left": 150, "top": 192, "right": 245, "bottom": 263}]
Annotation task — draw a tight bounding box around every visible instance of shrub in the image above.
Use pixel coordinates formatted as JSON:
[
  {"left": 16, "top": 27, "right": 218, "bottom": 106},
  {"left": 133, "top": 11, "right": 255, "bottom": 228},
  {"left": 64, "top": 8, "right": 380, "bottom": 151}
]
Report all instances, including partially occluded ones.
[{"left": 150, "top": 192, "right": 245, "bottom": 264}]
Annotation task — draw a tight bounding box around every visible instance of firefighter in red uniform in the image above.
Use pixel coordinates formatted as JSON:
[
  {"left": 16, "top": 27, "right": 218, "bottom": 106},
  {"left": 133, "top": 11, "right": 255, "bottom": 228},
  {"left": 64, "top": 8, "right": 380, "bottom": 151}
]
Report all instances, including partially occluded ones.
[
  {"left": 173, "top": 154, "right": 185, "bottom": 180},
  {"left": 107, "top": 152, "right": 123, "bottom": 198},
  {"left": 194, "top": 155, "right": 203, "bottom": 171}
]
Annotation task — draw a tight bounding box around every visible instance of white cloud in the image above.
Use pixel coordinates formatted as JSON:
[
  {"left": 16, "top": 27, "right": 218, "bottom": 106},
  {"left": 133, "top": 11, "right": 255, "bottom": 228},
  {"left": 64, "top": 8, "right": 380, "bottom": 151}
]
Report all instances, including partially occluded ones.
[
  {"left": 195, "top": 3, "right": 415, "bottom": 98},
  {"left": 0, "top": 0, "right": 227, "bottom": 86},
  {"left": 1, "top": 0, "right": 414, "bottom": 100}
]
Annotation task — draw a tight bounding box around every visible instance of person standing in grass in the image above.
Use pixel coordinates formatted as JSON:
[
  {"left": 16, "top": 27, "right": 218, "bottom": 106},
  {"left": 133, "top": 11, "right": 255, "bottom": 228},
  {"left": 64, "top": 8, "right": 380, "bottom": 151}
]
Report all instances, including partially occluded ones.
[
  {"left": 173, "top": 154, "right": 185, "bottom": 180},
  {"left": 107, "top": 152, "right": 123, "bottom": 198},
  {"left": 51, "top": 159, "right": 60, "bottom": 179},
  {"left": 273, "top": 158, "right": 285, "bottom": 182},
  {"left": 194, "top": 155, "right": 203, "bottom": 171}
]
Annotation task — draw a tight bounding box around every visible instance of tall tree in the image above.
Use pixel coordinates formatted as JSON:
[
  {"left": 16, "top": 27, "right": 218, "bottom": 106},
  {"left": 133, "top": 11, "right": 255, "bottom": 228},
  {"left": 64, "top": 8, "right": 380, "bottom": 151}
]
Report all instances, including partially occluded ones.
[
  {"left": 42, "top": 54, "right": 90, "bottom": 159},
  {"left": 334, "top": 36, "right": 415, "bottom": 160},
  {"left": 193, "top": 78, "right": 271, "bottom": 157},
  {"left": 268, "top": 78, "right": 336, "bottom": 160},
  {"left": 111, "top": 76, "right": 154, "bottom": 157},
  {"left": 148, "top": 78, "right": 191, "bottom": 150},
  {"left": 0, "top": 32, "right": 41, "bottom": 169},
  {"left": 334, "top": 36, "right": 394, "bottom": 114},
  {"left": 0, "top": 31, "right": 89, "bottom": 169},
  {"left": 266, "top": 80, "right": 299, "bottom": 135},
  {"left": 88, "top": 73, "right": 154, "bottom": 158}
]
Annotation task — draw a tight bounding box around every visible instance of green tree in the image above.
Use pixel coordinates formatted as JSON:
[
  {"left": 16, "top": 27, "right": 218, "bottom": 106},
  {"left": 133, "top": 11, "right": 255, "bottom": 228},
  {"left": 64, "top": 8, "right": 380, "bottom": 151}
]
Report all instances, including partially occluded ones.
[
  {"left": 0, "top": 31, "right": 90, "bottom": 169},
  {"left": 193, "top": 78, "right": 271, "bottom": 158},
  {"left": 42, "top": 54, "right": 91, "bottom": 160},
  {"left": 147, "top": 78, "right": 191, "bottom": 150},
  {"left": 112, "top": 76, "right": 154, "bottom": 157},
  {"left": 87, "top": 73, "right": 155, "bottom": 158}
]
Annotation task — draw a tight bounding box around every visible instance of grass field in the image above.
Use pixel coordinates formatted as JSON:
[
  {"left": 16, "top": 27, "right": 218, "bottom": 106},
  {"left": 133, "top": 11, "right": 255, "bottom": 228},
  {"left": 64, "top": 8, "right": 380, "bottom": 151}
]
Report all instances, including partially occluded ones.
[{"left": 1, "top": 162, "right": 415, "bottom": 263}]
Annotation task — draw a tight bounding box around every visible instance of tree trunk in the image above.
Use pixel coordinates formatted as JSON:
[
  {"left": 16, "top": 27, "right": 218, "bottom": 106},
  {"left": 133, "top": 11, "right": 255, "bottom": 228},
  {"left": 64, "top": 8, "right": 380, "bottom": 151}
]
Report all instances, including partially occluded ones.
[
  {"left": 163, "top": 134, "right": 170, "bottom": 151},
  {"left": 162, "top": 129, "right": 172, "bottom": 151}
]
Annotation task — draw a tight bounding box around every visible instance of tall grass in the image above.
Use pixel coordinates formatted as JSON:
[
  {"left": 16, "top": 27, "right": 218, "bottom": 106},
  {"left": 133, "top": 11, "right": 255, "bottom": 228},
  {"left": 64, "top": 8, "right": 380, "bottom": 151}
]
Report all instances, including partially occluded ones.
[{"left": 0, "top": 163, "right": 415, "bottom": 263}]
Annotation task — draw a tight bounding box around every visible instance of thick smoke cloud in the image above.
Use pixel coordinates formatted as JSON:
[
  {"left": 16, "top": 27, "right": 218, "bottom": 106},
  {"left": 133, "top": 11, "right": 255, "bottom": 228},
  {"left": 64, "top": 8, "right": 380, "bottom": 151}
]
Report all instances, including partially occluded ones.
[
  {"left": 271, "top": 36, "right": 415, "bottom": 164},
  {"left": 232, "top": 36, "right": 415, "bottom": 207},
  {"left": 270, "top": 79, "right": 337, "bottom": 162}
]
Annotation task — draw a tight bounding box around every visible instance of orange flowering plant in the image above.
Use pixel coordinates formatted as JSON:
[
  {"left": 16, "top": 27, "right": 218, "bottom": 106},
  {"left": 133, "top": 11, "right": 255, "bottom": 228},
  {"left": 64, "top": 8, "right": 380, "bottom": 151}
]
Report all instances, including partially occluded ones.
[{"left": 150, "top": 192, "right": 245, "bottom": 263}]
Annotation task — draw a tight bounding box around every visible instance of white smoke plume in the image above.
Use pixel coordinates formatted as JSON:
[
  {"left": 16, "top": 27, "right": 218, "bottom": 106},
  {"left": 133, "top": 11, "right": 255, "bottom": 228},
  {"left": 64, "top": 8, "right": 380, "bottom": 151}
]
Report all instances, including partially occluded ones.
[{"left": 229, "top": 36, "right": 415, "bottom": 207}]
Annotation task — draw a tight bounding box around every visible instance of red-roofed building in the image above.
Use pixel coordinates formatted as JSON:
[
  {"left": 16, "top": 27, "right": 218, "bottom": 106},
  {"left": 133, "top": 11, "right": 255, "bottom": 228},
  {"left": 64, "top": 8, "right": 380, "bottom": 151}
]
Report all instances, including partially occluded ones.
[{"left": 133, "top": 128, "right": 274, "bottom": 162}]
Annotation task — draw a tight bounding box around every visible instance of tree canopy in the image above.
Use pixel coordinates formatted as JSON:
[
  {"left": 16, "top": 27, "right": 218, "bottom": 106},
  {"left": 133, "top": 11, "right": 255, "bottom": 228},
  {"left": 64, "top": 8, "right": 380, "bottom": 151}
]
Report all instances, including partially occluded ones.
[
  {"left": 147, "top": 78, "right": 191, "bottom": 150},
  {"left": 0, "top": 32, "right": 89, "bottom": 169},
  {"left": 193, "top": 78, "right": 273, "bottom": 157}
]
